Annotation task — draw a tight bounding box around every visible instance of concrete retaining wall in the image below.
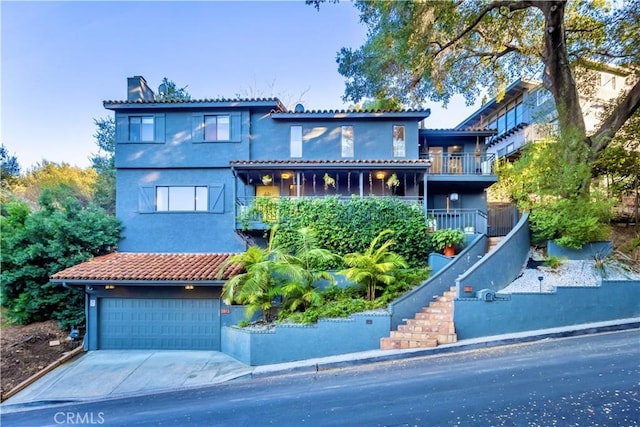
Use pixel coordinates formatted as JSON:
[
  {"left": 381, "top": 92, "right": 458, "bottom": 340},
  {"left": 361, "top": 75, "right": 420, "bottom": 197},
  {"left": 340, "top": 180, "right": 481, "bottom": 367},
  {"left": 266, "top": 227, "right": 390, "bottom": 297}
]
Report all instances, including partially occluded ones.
[
  {"left": 388, "top": 234, "right": 486, "bottom": 330},
  {"left": 548, "top": 241, "right": 613, "bottom": 260},
  {"left": 222, "top": 312, "right": 391, "bottom": 366},
  {"left": 457, "top": 213, "right": 530, "bottom": 297},
  {"left": 454, "top": 280, "right": 640, "bottom": 339}
]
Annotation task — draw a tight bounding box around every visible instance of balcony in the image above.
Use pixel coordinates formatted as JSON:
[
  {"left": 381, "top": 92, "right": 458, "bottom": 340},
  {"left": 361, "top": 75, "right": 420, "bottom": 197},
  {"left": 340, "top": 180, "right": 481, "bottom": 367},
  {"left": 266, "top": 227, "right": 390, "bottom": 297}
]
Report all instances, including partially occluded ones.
[{"left": 423, "top": 153, "right": 496, "bottom": 175}]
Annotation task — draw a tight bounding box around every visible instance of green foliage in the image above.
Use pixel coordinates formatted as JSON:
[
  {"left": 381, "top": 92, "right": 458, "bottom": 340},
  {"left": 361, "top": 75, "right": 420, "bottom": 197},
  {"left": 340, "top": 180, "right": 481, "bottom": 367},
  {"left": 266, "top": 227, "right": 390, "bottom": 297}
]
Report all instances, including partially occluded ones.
[
  {"left": 278, "top": 267, "right": 429, "bottom": 324},
  {"left": 11, "top": 161, "right": 97, "bottom": 209},
  {"left": 543, "top": 256, "right": 564, "bottom": 270},
  {"left": 157, "top": 77, "right": 192, "bottom": 101},
  {"left": 339, "top": 229, "right": 408, "bottom": 301},
  {"left": 90, "top": 117, "right": 116, "bottom": 214},
  {"left": 529, "top": 196, "right": 612, "bottom": 249},
  {"left": 429, "top": 228, "right": 465, "bottom": 252},
  {"left": 1, "top": 144, "right": 20, "bottom": 191},
  {"left": 1, "top": 196, "right": 122, "bottom": 328},
  {"left": 247, "top": 196, "right": 431, "bottom": 268},
  {"left": 220, "top": 227, "right": 339, "bottom": 323}
]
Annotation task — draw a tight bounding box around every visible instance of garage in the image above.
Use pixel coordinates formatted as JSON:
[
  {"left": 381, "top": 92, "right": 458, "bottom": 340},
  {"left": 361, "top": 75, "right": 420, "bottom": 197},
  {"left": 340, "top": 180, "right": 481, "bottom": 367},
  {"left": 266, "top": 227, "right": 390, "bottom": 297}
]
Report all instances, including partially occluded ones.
[{"left": 98, "top": 298, "right": 221, "bottom": 350}]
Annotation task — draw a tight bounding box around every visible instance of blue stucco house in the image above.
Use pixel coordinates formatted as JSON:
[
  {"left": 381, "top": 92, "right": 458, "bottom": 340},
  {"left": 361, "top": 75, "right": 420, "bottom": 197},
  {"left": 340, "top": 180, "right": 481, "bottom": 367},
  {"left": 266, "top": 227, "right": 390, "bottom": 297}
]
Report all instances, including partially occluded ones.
[{"left": 52, "top": 76, "right": 498, "bottom": 351}]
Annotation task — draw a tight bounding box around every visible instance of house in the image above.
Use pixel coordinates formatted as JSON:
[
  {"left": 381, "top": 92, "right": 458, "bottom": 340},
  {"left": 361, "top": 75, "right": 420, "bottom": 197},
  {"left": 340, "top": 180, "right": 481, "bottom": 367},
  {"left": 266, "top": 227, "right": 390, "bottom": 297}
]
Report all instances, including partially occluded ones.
[
  {"left": 456, "top": 64, "right": 635, "bottom": 161},
  {"left": 51, "top": 76, "right": 498, "bottom": 351}
]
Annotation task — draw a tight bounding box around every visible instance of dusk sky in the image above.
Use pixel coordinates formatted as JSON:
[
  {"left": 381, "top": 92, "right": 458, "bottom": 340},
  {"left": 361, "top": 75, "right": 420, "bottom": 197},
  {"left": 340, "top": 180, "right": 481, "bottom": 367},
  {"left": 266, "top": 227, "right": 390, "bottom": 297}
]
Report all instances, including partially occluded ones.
[{"left": 2, "top": 1, "right": 480, "bottom": 171}]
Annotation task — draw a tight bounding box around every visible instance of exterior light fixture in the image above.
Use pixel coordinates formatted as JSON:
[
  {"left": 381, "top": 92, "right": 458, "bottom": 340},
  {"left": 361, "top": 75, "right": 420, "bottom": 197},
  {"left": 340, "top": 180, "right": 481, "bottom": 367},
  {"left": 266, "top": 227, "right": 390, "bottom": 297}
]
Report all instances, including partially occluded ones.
[
  {"left": 538, "top": 276, "right": 543, "bottom": 293},
  {"left": 105, "top": 285, "right": 115, "bottom": 290},
  {"left": 375, "top": 171, "right": 386, "bottom": 180},
  {"left": 185, "top": 285, "right": 195, "bottom": 290},
  {"left": 450, "top": 193, "right": 459, "bottom": 201},
  {"left": 281, "top": 172, "right": 291, "bottom": 179}
]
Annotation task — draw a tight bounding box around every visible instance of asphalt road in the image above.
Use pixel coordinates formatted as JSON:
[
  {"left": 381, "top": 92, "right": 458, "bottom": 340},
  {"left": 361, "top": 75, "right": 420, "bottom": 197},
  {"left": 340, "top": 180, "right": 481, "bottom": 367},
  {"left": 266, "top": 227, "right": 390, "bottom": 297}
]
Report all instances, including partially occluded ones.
[{"left": 2, "top": 329, "right": 639, "bottom": 427}]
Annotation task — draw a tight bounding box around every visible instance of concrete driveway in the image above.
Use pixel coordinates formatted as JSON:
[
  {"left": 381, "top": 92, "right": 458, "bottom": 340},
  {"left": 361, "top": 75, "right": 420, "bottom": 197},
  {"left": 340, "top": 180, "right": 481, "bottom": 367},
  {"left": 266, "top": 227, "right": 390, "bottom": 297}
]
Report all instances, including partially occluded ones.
[{"left": 3, "top": 350, "right": 253, "bottom": 405}]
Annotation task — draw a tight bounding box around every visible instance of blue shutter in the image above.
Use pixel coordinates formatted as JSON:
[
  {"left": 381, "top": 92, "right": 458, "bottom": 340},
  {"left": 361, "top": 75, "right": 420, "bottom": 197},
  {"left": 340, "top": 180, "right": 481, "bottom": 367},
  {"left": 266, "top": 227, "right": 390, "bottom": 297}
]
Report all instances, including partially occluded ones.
[
  {"left": 154, "top": 114, "right": 165, "bottom": 142},
  {"left": 139, "top": 187, "right": 155, "bottom": 213},
  {"left": 192, "top": 114, "right": 204, "bottom": 141},
  {"left": 116, "top": 115, "right": 128, "bottom": 143},
  {"left": 230, "top": 113, "right": 241, "bottom": 142},
  {"left": 209, "top": 184, "right": 224, "bottom": 213}
]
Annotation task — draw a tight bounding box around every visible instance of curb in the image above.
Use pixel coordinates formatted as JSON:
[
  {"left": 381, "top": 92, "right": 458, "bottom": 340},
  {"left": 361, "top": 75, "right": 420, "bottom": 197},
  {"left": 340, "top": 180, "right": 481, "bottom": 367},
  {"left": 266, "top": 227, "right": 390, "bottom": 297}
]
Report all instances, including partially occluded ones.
[
  {"left": 250, "top": 318, "right": 640, "bottom": 379},
  {"left": 0, "top": 346, "right": 84, "bottom": 403}
]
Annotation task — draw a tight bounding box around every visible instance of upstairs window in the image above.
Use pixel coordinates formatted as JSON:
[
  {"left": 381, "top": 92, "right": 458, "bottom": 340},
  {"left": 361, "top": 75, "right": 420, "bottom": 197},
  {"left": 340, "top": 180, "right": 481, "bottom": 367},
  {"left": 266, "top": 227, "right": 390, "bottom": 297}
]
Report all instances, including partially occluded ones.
[
  {"left": 290, "top": 126, "right": 302, "bottom": 158},
  {"left": 129, "top": 116, "right": 154, "bottom": 142},
  {"left": 156, "top": 186, "right": 208, "bottom": 212},
  {"left": 392, "top": 125, "right": 406, "bottom": 157},
  {"left": 341, "top": 126, "right": 354, "bottom": 158},
  {"left": 204, "top": 115, "right": 230, "bottom": 141}
]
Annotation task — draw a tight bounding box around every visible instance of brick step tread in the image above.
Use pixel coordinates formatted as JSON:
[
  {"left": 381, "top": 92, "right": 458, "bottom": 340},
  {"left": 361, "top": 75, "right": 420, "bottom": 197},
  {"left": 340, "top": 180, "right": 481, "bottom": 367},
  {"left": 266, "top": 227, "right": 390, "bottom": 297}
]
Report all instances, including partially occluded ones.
[
  {"left": 406, "top": 319, "right": 454, "bottom": 327},
  {"left": 414, "top": 313, "right": 452, "bottom": 321},
  {"left": 380, "top": 337, "right": 438, "bottom": 350},
  {"left": 421, "top": 306, "right": 452, "bottom": 314},
  {"left": 390, "top": 331, "right": 457, "bottom": 341},
  {"left": 398, "top": 324, "right": 455, "bottom": 334}
]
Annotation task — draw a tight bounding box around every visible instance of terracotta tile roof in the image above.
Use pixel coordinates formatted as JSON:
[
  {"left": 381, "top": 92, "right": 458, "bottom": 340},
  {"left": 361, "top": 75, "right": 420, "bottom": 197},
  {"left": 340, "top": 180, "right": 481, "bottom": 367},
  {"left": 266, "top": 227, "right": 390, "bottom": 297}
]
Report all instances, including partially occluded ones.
[
  {"left": 230, "top": 159, "right": 431, "bottom": 167},
  {"left": 50, "top": 252, "right": 244, "bottom": 282},
  {"left": 103, "top": 97, "right": 282, "bottom": 105},
  {"left": 270, "top": 108, "right": 430, "bottom": 115}
]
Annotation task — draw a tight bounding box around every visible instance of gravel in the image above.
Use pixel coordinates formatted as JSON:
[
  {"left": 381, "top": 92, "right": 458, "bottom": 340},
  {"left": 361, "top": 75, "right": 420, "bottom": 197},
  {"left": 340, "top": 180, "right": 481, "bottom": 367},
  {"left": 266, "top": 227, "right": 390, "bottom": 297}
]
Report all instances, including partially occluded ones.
[{"left": 500, "top": 249, "right": 640, "bottom": 294}]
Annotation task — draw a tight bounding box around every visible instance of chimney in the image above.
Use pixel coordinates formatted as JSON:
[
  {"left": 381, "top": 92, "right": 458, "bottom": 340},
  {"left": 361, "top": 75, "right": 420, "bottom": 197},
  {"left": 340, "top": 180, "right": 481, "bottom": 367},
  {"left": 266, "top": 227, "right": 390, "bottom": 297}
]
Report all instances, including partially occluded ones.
[{"left": 127, "top": 76, "right": 155, "bottom": 101}]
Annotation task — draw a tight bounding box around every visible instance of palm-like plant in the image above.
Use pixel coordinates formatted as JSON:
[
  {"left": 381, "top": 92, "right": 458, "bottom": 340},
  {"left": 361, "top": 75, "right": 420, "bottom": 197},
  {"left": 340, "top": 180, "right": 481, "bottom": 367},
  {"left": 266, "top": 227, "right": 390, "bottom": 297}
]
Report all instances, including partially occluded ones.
[
  {"left": 279, "top": 228, "right": 339, "bottom": 314},
  {"left": 218, "top": 227, "right": 285, "bottom": 323},
  {"left": 339, "top": 229, "right": 408, "bottom": 301}
]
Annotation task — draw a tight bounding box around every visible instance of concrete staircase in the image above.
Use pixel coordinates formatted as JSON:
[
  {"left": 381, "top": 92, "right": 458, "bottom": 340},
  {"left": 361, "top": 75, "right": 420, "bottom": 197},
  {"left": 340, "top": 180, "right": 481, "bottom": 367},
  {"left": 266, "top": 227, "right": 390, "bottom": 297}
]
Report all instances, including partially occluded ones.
[{"left": 380, "top": 286, "right": 457, "bottom": 350}]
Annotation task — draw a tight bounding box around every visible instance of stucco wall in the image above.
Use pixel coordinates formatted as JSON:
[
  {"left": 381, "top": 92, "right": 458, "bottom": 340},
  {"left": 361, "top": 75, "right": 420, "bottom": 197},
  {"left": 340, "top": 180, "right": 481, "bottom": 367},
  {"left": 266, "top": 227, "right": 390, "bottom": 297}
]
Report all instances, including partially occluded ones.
[
  {"left": 116, "top": 168, "right": 246, "bottom": 253},
  {"left": 457, "top": 213, "right": 530, "bottom": 297},
  {"left": 548, "top": 241, "right": 613, "bottom": 260},
  {"left": 221, "top": 312, "right": 391, "bottom": 366},
  {"left": 454, "top": 280, "right": 640, "bottom": 339},
  {"left": 388, "top": 234, "right": 486, "bottom": 330}
]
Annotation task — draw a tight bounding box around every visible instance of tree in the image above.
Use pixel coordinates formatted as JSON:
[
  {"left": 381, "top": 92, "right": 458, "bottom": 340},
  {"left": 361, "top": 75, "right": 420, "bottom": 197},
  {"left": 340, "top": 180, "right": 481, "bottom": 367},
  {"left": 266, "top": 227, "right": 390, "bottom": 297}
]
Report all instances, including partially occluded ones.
[
  {"left": 339, "top": 229, "right": 408, "bottom": 301},
  {"left": 12, "top": 161, "right": 97, "bottom": 208},
  {"left": 90, "top": 117, "right": 116, "bottom": 213},
  {"left": 156, "top": 77, "right": 191, "bottom": 101},
  {"left": 1, "top": 193, "right": 122, "bottom": 328},
  {"left": 1, "top": 144, "right": 20, "bottom": 188},
  {"left": 312, "top": 0, "right": 640, "bottom": 194},
  {"left": 218, "top": 228, "right": 285, "bottom": 323}
]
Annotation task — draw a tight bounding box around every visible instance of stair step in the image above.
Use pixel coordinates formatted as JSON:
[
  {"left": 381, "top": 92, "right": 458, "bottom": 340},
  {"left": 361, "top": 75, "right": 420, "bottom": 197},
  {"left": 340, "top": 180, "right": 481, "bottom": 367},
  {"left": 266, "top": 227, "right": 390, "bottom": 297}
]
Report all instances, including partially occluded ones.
[{"left": 380, "top": 337, "right": 438, "bottom": 350}]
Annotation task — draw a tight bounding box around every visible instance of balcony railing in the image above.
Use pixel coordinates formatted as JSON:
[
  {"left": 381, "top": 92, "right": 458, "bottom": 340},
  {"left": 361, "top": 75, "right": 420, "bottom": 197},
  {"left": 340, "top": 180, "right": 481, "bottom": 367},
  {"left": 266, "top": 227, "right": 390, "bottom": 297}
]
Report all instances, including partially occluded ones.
[
  {"left": 427, "top": 209, "right": 488, "bottom": 235},
  {"left": 423, "top": 153, "right": 496, "bottom": 175}
]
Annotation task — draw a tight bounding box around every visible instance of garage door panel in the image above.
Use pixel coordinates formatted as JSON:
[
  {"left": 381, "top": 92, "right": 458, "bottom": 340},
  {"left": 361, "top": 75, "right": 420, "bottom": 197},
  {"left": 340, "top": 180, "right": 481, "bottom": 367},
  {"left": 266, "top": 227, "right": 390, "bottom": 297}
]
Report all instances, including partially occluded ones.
[{"left": 99, "top": 298, "right": 220, "bottom": 350}]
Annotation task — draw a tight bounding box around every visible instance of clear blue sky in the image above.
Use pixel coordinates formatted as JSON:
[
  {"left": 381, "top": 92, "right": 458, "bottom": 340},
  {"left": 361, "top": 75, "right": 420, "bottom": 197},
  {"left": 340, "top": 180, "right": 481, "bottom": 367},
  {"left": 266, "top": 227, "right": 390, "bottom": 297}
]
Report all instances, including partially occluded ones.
[{"left": 1, "top": 1, "right": 479, "bottom": 171}]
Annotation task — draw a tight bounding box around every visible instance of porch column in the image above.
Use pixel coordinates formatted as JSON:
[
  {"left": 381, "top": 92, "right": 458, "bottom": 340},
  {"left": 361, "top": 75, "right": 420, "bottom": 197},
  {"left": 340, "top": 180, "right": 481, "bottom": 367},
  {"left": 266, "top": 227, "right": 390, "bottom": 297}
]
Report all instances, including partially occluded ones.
[
  {"left": 296, "top": 172, "right": 301, "bottom": 198},
  {"left": 423, "top": 169, "right": 428, "bottom": 215},
  {"left": 359, "top": 171, "right": 364, "bottom": 198}
]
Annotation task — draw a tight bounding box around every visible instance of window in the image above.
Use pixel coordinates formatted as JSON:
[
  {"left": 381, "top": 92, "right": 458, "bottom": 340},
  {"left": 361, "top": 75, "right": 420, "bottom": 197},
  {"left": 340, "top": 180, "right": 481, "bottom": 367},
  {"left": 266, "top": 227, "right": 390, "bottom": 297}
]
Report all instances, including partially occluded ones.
[
  {"left": 156, "top": 186, "right": 208, "bottom": 211},
  {"left": 505, "top": 106, "right": 515, "bottom": 131},
  {"left": 129, "top": 116, "right": 154, "bottom": 142},
  {"left": 392, "top": 125, "right": 406, "bottom": 157},
  {"left": 341, "top": 126, "right": 354, "bottom": 158},
  {"left": 290, "top": 126, "right": 302, "bottom": 158},
  {"left": 204, "top": 115, "right": 230, "bottom": 141}
]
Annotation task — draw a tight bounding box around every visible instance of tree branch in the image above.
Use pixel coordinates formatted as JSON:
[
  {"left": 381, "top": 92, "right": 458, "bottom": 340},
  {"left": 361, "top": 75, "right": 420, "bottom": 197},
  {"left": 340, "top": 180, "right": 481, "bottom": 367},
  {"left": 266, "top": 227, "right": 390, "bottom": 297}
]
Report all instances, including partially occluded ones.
[
  {"left": 434, "top": 1, "right": 533, "bottom": 58},
  {"left": 588, "top": 78, "right": 640, "bottom": 158}
]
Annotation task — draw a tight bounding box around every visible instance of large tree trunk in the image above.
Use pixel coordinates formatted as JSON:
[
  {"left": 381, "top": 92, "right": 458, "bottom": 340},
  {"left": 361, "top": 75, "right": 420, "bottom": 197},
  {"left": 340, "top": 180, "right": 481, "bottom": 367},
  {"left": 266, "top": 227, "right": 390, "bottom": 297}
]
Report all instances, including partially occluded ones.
[{"left": 537, "top": 1, "right": 587, "bottom": 138}]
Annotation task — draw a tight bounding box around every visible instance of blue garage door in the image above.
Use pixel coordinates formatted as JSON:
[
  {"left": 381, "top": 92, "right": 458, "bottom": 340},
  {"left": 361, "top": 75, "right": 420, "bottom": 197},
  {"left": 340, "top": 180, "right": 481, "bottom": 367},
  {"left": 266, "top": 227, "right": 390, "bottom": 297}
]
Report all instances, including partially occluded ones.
[{"left": 99, "top": 298, "right": 220, "bottom": 350}]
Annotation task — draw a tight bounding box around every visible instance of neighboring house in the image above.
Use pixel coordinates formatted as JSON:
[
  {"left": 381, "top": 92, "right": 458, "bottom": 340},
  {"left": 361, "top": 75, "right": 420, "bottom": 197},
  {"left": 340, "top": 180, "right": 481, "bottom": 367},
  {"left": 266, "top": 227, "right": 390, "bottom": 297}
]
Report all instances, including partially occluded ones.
[
  {"left": 51, "top": 76, "right": 498, "bottom": 351},
  {"left": 456, "top": 65, "right": 635, "bottom": 161}
]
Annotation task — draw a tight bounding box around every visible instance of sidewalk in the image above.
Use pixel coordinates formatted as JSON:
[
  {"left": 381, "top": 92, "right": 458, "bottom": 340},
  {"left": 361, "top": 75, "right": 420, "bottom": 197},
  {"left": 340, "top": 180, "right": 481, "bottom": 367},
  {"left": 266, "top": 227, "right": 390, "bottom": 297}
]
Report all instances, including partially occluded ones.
[{"left": 2, "top": 318, "right": 638, "bottom": 413}]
